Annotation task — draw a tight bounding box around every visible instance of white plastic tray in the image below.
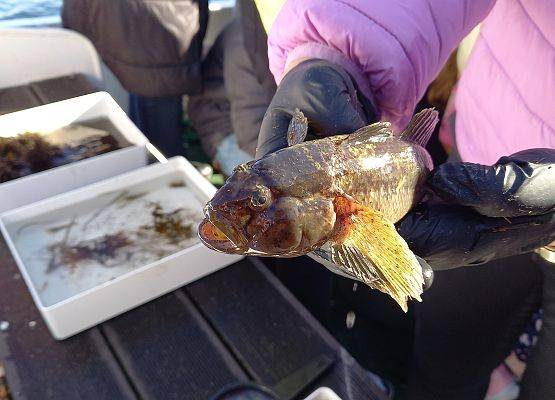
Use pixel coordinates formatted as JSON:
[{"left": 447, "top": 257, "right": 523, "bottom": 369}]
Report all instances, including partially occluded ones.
[
  {"left": 0, "top": 157, "right": 243, "bottom": 339},
  {"left": 0, "top": 91, "right": 163, "bottom": 214}
]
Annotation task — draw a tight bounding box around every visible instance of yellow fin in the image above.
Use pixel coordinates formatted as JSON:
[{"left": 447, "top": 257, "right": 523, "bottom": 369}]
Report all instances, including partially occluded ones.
[{"left": 330, "top": 206, "right": 424, "bottom": 312}]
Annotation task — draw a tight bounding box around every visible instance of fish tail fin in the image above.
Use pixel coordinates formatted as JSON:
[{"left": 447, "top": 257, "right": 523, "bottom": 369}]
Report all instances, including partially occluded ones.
[
  {"left": 330, "top": 205, "right": 424, "bottom": 312},
  {"left": 400, "top": 108, "right": 439, "bottom": 147}
]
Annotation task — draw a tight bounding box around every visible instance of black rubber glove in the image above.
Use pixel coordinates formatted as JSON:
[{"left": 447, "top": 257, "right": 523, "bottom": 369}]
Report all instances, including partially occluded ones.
[
  {"left": 397, "top": 148, "right": 555, "bottom": 270},
  {"left": 255, "top": 59, "right": 375, "bottom": 159}
]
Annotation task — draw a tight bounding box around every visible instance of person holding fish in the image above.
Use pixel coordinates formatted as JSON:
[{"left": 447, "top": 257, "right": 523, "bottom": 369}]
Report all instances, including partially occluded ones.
[{"left": 199, "top": 1, "right": 555, "bottom": 399}]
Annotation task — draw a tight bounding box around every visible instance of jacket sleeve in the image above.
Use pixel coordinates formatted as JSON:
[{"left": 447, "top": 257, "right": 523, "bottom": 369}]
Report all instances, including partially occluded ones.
[{"left": 267, "top": 0, "right": 495, "bottom": 130}]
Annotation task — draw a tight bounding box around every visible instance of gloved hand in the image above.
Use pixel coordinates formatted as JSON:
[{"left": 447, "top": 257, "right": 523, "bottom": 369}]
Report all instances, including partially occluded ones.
[
  {"left": 397, "top": 148, "right": 555, "bottom": 270},
  {"left": 255, "top": 59, "right": 375, "bottom": 158}
]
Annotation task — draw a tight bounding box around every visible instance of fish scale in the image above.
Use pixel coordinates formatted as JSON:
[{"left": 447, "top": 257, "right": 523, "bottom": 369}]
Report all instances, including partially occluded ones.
[{"left": 332, "top": 137, "right": 429, "bottom": 222}]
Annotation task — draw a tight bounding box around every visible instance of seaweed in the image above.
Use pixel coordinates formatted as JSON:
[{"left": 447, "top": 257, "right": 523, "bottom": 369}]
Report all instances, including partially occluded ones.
[
  {"left": 142, "top": 204, "right": 194, "bottom": 245},
  {"left": 82, "top": 192, "right": 128, "bottom": 231},
  {"left": 60, "top": 134, "right": 119, "bottom": 163},
  {"left": 169, "top": 180, "right": 186, "bottom": 188},
  {"left": 0, "top": 133, "right": 62, "bottom": 183},
  {"left": 44, "top": 197, "right": 198, "bottom": 273},
  {"left": 123, "top": 191, "right": 148, "bottom": 202},
  {"left": 0, "top": 130, "right": 121, "bottom": 184},
  {"left": 48, "top": 232, "right": 132, "bottom": 272}
]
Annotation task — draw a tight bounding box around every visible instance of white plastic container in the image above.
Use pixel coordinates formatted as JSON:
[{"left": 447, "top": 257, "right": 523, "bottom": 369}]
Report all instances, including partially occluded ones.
[
  {"left": 0, "top": 92, "right": 163, "bottom": 214},
  {"left": 0, "top": 157, "right": 242, "bottom": 339}
]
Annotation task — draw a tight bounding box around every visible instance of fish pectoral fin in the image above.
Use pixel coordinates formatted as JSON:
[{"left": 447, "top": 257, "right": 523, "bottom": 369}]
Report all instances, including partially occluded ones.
[
  {"left": 309, "top": 248, "right": 359, "bottom": 280},
  {"left": 287, "top": 109, "right": 309, "bottom": 146},
  {"left": 399, "top": 108, "right": 439, "bottom": 147},
  {"left": 330, "top": 207, "right": 424, "bottom": 312},
  {"left": 343, "top": 121, "right": 392, "bottom": 145}
]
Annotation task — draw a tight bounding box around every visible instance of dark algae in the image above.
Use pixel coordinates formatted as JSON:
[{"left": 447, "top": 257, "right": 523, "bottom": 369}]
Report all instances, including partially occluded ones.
[
  {"left": 169, "top": 180, "right": 186, "bottom": 188},
  {"left": 0, "top": 133, "right": 63, "bottom": 183},
  {"left": 0, "top": 128, "right": 121, "bottom": 184},
  {"left": 48, "top": 232, "right": 132, "bottom": 272},
  {"left": 60, "top": 134, "right": 119, "bottom": 162},
  {"left": 46, "top": 199, "right": 196, "bottom": 273},
  {"left": 148, "top": 204, "right": 194, "bottom": 245}
]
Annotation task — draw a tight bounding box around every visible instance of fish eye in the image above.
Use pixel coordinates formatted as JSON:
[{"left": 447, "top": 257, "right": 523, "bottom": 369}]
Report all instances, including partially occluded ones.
[{"left": 250, "top": 186, "right": 271, "bottom": 210}]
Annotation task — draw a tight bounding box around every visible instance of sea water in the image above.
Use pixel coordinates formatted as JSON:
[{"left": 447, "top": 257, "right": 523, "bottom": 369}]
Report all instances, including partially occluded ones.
[{"left": 7, "top": 173, "right": 204, "bottom": 307}]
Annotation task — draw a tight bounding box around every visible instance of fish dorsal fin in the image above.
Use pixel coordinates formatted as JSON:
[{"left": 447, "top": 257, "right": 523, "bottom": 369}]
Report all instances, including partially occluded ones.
[
  {"left": 325, "top": 198, "right": 424, "bottom": 312},
  {"left": 287, "top": 109, "right": 309, "bottom": 146},
  {"left": 400, "top": 108, "right": 439, "bottom": 147},
  {"left": 233, "top": 159, "right": 256, "bottom": 173},
  {"left": 344, "top": 121, "right": 392, "bottom": 144}
]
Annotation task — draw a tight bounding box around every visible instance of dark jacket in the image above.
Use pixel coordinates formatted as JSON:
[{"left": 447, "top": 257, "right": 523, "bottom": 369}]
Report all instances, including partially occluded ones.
[
  {"left": 187, "top": 21, "right": 232, "bottom": 158},
  {"left": 236, "top": 0, "right": 275, "bottom": 97},
  {"left": 188, "top": 2, "right": 275, "bottom": 158},
  {"left": 62, "top": 0, "right": 208, "bottom": 97}
]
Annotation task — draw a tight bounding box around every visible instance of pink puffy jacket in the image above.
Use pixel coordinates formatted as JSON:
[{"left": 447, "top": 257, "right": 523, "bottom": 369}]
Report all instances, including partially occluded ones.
[{"left": 268, "top": 0, "right": 555, "bottom": 164}]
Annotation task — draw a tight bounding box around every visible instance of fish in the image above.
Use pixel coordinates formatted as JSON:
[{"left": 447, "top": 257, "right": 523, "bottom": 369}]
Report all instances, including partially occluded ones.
[{"left": 199, "top": 108, "right": 438, "bottom": 311}]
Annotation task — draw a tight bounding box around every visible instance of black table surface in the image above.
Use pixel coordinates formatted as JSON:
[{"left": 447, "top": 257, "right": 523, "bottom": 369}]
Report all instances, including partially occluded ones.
[{"left": 0, "top": 77, "right": 386, "bottom": 400}]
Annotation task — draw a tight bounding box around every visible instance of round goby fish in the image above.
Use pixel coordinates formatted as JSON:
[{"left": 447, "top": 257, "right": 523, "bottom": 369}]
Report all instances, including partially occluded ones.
[{"left": 199, "top": 109, "right": 438, "bottom": 311}]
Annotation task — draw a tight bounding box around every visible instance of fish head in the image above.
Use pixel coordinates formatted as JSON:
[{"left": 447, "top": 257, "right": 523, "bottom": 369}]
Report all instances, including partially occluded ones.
[{"left": 198, "top": 162, "right": 336, "bottom": 256}]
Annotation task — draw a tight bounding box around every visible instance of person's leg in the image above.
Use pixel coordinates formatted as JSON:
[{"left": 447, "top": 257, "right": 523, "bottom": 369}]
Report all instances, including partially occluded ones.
[
  {"left": 223, "top": 13, "right": 274, "bottom": 157},
  {"left": 408, "top": 254, "right": 543, "bottom": 400},
  {"left": 128, "top": 94, "right": 184, "bottom": 157},
  {"left": 187, "top": 22, "right": 234, "bottom": 162},
  {"left": 519, "top": 255, "right": 555, "bottom": 400},
  {"left": 326, "top": 275, "right": 415, "bottom": 391},
  {"left": 128, "top": 94, "right": 143, "bottom": 128}
]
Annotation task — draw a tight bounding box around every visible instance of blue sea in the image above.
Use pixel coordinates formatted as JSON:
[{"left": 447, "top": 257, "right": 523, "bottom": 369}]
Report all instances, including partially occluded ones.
[{"left": 0, "top": 0, "right": 62, "bottom": 21}]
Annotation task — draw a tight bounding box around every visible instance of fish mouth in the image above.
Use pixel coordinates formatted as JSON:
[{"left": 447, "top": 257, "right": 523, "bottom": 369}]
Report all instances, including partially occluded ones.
[{"left": 198, "top": 208, "right": 249, "bottom": 254}]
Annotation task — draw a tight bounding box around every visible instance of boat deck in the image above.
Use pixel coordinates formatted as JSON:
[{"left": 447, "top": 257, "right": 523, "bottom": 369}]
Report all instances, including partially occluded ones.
[{"left": 0, "top": 77, "right": 386, "bottom": 400}]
